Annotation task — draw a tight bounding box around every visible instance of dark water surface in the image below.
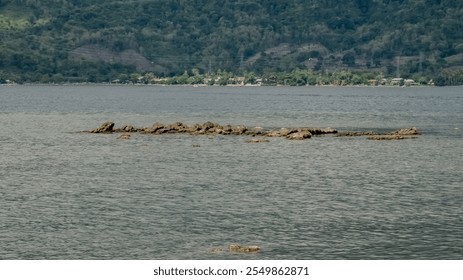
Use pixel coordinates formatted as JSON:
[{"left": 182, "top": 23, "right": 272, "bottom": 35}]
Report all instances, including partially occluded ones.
[{"left": 0, "top": 85, "right": 462, "bottom": 259}]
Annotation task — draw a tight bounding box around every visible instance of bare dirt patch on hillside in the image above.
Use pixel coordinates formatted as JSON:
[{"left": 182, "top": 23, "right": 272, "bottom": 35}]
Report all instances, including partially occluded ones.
[{"left": 69, "top": 44, "right": 157, "bottom": 72}]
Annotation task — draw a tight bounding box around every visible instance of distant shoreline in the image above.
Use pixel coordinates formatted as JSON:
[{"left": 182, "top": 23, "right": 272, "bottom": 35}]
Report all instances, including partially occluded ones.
[{"left": 1, "top": 82, "right": 436, "bottom": 88}]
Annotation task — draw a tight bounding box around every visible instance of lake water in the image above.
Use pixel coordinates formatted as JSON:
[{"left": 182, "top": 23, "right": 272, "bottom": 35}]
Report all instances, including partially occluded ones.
[{"left": 0, "top": 85, "right": 462, "bottom": 259}]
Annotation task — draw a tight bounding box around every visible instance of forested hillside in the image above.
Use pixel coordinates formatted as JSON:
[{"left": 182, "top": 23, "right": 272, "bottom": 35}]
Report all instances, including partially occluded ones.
[{"left": 1, "top": 0, "right": 462, "bottom": 83}]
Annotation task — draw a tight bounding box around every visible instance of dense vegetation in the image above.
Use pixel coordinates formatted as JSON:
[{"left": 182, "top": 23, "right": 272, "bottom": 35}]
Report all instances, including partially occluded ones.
[{"left": 1, "top": 0, "right": 463, "bottom": 85}]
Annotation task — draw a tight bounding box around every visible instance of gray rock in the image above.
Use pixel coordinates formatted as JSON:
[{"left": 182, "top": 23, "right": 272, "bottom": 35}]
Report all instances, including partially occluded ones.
[{"left": 245, "top": 138, "right": 270, "bottom": 143}]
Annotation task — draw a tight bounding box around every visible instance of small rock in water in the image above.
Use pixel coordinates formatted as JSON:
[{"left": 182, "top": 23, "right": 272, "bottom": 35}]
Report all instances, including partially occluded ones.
[
  {"left": 117, "top": 133, "right": 131, "bottom": 140},
  {"left": 208, "top": 247, "right": 224, "bottom": 253},
  {"left": 228, "top": 244, "right": 260, "bottom": 253},
  {"left": 245, "top": 138, "right": 269, "bottom": 143}
]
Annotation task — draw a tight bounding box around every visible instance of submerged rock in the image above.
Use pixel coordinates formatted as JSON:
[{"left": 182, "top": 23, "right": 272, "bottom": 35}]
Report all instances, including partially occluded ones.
[
  {"left": 208, "top": 247, "right": 224, "bottom": 253},
  {"left": 265, "top": 128, "right": 297, "bottom": 137},
  {"left": 207, "top": 244, "right": 260, "bottom": 253},
  {"left": 367, "top": 135, "right": 417, "bottom": 140},
  {"left": 337, "top": 127, "right": 419, "bottom": 140},
  {"left": 117, "top": 133, "right": 131, "bottom": 140},
  {"left": 368, "top": 135, "right": 404, "bottom": 140},
  {"left": 207, "top": 244, "right": 260, "bottom": 254},
  {"left": 336, "top": 131, "right": 378, "bottom": 137},
  {"left": 245, "top": 138, "right": 270, "bottom": 143},
  {"left": 229, "top": 244, "right": 260, "bottom": 253},
  {"left": 389, "top": 127, "right": 419, "bottom": 135}
]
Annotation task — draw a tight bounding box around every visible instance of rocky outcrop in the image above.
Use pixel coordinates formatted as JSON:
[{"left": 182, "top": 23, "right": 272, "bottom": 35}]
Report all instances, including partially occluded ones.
[
  {"left": 88, "top": 121, "right": 338, "bottom": 139},
  {"left": 138, "top": 121, "right": 253, "bottom": 136},
  {"left": 90, "top": 122, "right": 115, "bottom": 133},
  {"left": 114, "top": 125, "right": 138, "bottom": 133},
  {"left": 141, "top": 122, "right": 167, "bottom": 134},
  {"left": 86, "top": 121, "right": 419, "bottom": 141},
  {"left": 368, "top": 127, "right": 419, "bottom": 140},
  {"left": 287, "top": 131, "right": 312, "bottom": 140},
  {"left": 264, "top": 127, "right": 334, "bottom": 139},
  {"left": 311, "top": 127, "right": 338, "bottom": 135},
  {"left": 265, "top": 128, "right": 297, "bottom": 137}
]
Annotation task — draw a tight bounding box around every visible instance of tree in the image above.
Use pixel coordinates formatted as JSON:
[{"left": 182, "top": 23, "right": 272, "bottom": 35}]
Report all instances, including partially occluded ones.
[{"left": 342, "top": 52, "right": 356, "bottom": 67}]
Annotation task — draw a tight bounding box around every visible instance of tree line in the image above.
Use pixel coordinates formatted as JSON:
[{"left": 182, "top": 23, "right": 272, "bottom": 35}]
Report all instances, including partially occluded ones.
[{"left": 0, "top": 0, "right": 462, "bottom": 83}]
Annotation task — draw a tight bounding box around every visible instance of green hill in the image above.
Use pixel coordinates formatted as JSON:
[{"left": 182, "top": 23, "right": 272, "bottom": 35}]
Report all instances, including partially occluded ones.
[{"left": 1, "top": 0, "right": 462, "bottom": 83}]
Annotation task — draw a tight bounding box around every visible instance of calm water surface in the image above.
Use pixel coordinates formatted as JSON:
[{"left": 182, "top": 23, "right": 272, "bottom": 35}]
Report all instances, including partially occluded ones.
[{"left": 0, "top": 85, "right": 462, "bottom": 259}]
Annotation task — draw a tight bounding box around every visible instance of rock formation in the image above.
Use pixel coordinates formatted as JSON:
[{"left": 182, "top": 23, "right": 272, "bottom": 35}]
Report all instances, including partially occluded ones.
[
  {"left": 86, "top": 121, "right": 419, "bottom": 141},
  {"left": 88, "top": 121, "right": 336, "bottom": 139},
  {"left": 114, "top": 125, "right": 138, "bottom": 133},
  {"left": 89, "top": 121, "right": 115, "bottom": 133},
  {"left": 368, "top": 127, "right": 419, "bottom": 140},
  {"left": 286, "top": 131, "right": 312, "bottom": 140}
]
